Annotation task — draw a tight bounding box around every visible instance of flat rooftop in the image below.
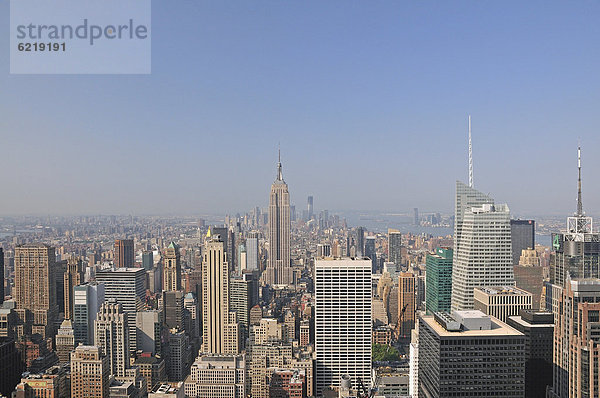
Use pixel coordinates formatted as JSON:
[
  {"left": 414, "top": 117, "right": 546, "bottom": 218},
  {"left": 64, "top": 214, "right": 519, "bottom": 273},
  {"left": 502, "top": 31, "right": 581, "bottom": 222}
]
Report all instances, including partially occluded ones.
[
  {"left": 474, "top": 285, "right": 531, "bottom": 296},
  {"left": 422, "top": 313, "right": 524, "bottom": 337}
]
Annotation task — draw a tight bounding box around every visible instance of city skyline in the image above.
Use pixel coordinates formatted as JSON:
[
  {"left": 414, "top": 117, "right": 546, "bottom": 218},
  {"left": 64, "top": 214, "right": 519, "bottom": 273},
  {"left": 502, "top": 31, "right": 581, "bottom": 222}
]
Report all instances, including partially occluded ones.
[{"left": 2, "top": 2, "right": 600, "bottom": 215}]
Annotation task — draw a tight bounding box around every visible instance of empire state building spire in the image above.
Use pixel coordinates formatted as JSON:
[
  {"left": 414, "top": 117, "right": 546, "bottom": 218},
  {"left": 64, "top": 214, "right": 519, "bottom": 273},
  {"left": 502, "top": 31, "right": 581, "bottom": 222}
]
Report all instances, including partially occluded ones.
[
  {"left": 277, "top": 146, "right": 283, "bottom": 182},
  {"left": 577, "top": 145, "right": 583, "bottom": 216}
]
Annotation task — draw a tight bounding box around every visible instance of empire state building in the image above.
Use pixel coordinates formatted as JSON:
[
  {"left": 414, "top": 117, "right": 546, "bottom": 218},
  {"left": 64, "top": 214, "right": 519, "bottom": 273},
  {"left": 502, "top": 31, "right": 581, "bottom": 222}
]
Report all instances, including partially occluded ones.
[{"left": 264, "top": 151, "right": 292, "bottom": 286}]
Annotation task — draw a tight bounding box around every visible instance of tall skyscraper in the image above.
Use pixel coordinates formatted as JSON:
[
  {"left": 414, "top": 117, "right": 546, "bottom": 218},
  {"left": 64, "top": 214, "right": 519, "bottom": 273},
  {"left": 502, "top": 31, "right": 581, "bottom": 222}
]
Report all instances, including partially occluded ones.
[
  {"left": 114, "top": 239, "right": 135, "bottom": 268},
  {"left": 56, "top": 319, "right": 75, "bottom": 364},
  {"left": 356, "top": 227, "right": 365, "bottom": 257},
  {"left": 387, "top": 229, "right": 402, "bottom": 266},
  {"left": 163, "top": 242, "right": 182, "bottom": 292},
  {"left": 73, "top": 283, "right": 105, "bottom": 346},
  {"left": 425, "top": 248, "right": 453, "bottom": 315},
  {"left": 365, "top": 236, "right": 377, "bottom": 272},
  {"left": 549, "top": 147, "right": 600, "bottom": 287},
  {"left": 94, "top": 300, "right": 129, "bottom": 377},
  {"left": 14, "top": 244, "right": 59, "bottom": 339},
  {"left": 142, "top": 251, "right": 154, "bottom": 271},
  {"left": 413, "top": 208, "right": 419, "bottom": 225},
  {"left": 201, "top": 231, "right": 240, "bottom": 354},
  {"left": 510, "top": 219, "right": 535, "bottom": 265},
  {"left": 64, "top": 257, "right": 84, "bottom": 320},
  {"left": 163, "top": 290, "right": 185, "bottom": 331},
  {"left": 451, "top": 182, "right": 514, "bottom": 311},
  {"left": 307, "top": 196, "right": 314, "bottom": 220},
  {"left": 507, "top": 310, "right": 554, "bottom": 398},
  {"left": 245, "top": 232, "right": 259, "bottom": 271},
  {"left": 71, "top": 345, "right": 110, "bottom": 398},
  {"left": 96, "top": 268, "right": 145, "bottom": 353},
  {"left": 264, "top": 151, "right": 292, "bottom": 286},
  {"left": 315, "top": 258, "right": 371, "bottom": 396},
  {"left": 398, "top": 272, "right": 416, "bottom": 338},
  {"left": 230, "top": 273, "right": 258, "bottom": 342}
]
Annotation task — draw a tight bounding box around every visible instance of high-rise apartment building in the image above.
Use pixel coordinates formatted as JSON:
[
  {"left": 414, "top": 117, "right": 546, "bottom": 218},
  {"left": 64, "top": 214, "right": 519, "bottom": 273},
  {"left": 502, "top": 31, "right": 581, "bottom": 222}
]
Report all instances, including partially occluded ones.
[
  {"left": 264, "top": 152, "right": 292, "bottom": 286},
  {"left": 425, "top": 248, "right": 453, "bottom": 315},
  {"left": 14, "top": 244, "right": 59, "bottom": 339},
  {"left": 163, "top": 242, "right": 181, "bottom": 292},
  {"left": 71, "top": 345, "right": 110, "bottom": 398},
  {"left": 388, "top": 229, "right": 402, "bottom": 266},
  {"left": 398, "top": 272, "right": 416, "bottom": 338},
  {"left": 114, "top": 239, "right": 135, "bottom": 268},
  {"left": 473, "top": 285, "right": 532, "bottom": 322},
  {"left": 201, "top": 232, "right": 240, "bottom": 354},
  {"left": 510, "top": 219, "right": 535, "bottom": 266},
  {"left": 73, "top": 283, "right": 105, "bottom": 345},
  {"left": 184, "top": 354, "right": 246, "bottom": 398},
  {"left": 64, "top": 257, "right": 84, "bottom": 320},
  {"left": 315, "top": 258, "right": 371, "bottom": 396},
  {"left": 96, "top": 268, "right": 145, "bottom": 353},
  {"left": 451, "top": 186, "right": 514, "bottom": 311},
  {"left": 507, "top": 310, "right": 554, "bottom": 398},
  {"left": 548, "top": 279, "right": 600, "bottom": 398},
  {"left": 418, "top": 310, "right": 525, "bottom": 397},
  {"left": 94, "top": 300, "right": 129, "bottom": 377}
]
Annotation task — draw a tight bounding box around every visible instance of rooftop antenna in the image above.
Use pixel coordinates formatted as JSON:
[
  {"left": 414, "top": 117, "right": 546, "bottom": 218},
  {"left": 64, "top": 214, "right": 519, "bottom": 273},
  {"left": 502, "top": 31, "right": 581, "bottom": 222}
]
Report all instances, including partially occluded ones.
[
  {"left": 277, "top": 143, "right": 283, "bottom": 181},
  {"left": 468, "top": 115, "right": 473, "bottom": 188},
  {"left": 577, "top": 144, "right": 583, "bottom": 216}
]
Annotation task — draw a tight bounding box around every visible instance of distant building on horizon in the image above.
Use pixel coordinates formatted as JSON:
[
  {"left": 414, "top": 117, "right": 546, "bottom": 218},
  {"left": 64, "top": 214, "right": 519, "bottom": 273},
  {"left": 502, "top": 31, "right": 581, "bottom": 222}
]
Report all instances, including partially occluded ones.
[{"left": 388, "top": 229, "right": 402, "bottom": 267}]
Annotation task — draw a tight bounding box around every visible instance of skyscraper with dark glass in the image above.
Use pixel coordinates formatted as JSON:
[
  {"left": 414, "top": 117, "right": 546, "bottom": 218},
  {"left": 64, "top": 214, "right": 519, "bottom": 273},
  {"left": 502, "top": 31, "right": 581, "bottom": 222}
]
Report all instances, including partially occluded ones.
[
  {"left": 387, "top": 229, "right": 402, "bottom": 266},
  {"left": 425, "top": 248, "right": 453, "bottom": 314},
  {"left": 511, "top": 219, "right": 535, "bottom": 265}
]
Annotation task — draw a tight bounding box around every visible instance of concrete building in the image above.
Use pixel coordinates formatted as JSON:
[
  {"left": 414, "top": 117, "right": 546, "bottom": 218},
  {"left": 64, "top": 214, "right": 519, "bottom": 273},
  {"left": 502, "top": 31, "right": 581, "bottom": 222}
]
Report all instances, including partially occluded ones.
[
  {"left": 55, "top": 319, "right": 75, "bottom": 364},
  {"left": 63, "top": 257, "right": 84, "bottom": 320},
  {"left": 162, "top": 242, "right": 181, "bottom": 292},
  {"left": 418, "top": 310, "right": 525, "bottom": 397},
  {"left": 507, "top": 310, "right": 553, "bottom": 398},
  {"left": 201, "top": 232, "right": 240, "bottom": 354},
  {"left": 425, "top": 248, "right": 453, "bottom": 315},
  {"left": 95, "top": 300, "right": 129, "bottom": 377},
  {"left": 473, "top": 285, "right": 532, "bottom": 322},
  {"left": 96, "top": 268, "right": 145, "bottom": 353},
  {"left": 230, "top": 273, "right": 258, "bottom": 342},
  {"left": 184, "top": 354, "right": 246, "bottom": 398},
  {"left": 315, "top": 258, "right": 371, "bottom": 396},
  {"left": 398, "top": 272, "right": 416, "bottom": 338},
  {"left": 268, "top": 368, "right": 305, "bottom": 398},
  {"left": 73, "top": 283, "right": 105, "bottom": 345},
  {"left": 149, "top": 383, "right": 184, "bottom": 398},
  {"left": 14, "top": 244, "right": 59, "bottom": 339},
  {"left": 0, "top": 337, "right": 22, "bottom": 397},
  {"left": 70, "top": 345, "right": 110, "bottom": 398},
  {"left": 136, "top": 310, "right": 162, "bottom": 356},
  {"left": 134, "top": 356, "right": 167, "bottom": 392},
  {"left": 166, "top": 329, "right": 191, "bottom": 382},
  {"left": 264, "top": 151, "right": 293, "bottom": 286},
  {"left": 114, "top": 240, "right": 134, "bottom": 268},
  {"left": 245, "top": 232, "right": 259, "bottom": 271}
]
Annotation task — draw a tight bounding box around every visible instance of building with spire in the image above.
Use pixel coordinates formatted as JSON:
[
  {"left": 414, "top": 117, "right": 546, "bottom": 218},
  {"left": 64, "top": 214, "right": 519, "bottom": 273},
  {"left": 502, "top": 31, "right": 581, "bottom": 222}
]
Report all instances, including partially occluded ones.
[
  {"left": 451, "top": 118, "right": 514, "bottom": 311},
  {"left": 263, "top": 149, "right": 292, "bottom": 286},
  {"left": 163, "top": 242, "right": 181, "bottom": 292}
]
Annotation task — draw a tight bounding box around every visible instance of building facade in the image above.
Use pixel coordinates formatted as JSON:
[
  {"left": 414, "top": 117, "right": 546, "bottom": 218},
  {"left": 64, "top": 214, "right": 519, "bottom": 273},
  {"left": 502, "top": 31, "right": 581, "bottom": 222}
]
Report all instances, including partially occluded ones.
[{"left": 425, "top": 248, "right": 453, "bottom": 315}]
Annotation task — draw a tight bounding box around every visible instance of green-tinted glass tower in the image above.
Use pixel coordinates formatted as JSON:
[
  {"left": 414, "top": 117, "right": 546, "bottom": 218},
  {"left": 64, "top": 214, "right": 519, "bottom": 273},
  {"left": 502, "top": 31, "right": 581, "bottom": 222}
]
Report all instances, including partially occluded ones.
[{"left": 425, "top": 248, "right": 453, "bottom": 314}]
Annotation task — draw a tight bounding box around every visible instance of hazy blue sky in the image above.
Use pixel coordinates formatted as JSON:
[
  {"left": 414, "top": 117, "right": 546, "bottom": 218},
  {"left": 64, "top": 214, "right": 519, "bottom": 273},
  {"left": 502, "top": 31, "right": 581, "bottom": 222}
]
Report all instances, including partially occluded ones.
[{"left": 1, "top": 1, "right": 600, "bottom": 216}]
